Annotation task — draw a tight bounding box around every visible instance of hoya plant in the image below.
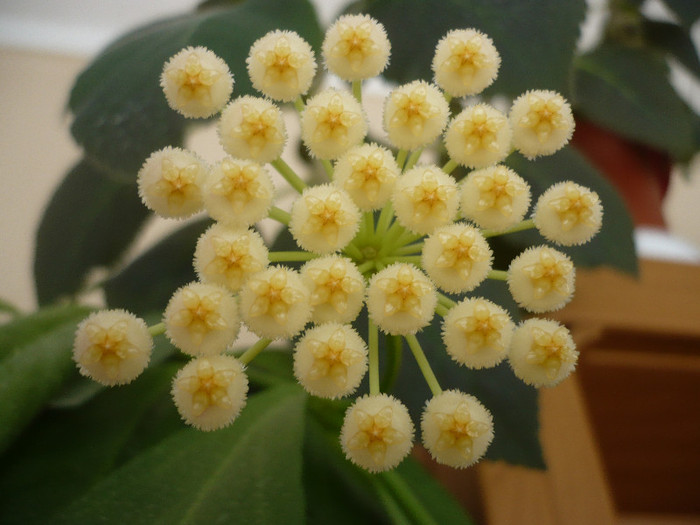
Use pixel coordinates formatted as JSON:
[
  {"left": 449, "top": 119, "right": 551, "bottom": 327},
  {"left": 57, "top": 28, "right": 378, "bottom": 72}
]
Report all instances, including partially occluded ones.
[{"left": 1, "top": 0, "right": 697, "bottom": 523}]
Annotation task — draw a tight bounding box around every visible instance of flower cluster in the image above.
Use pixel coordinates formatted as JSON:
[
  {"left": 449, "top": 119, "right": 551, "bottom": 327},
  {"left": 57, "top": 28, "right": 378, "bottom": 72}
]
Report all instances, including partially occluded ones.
[{"left": 73, "top": 14, "right": 603, "bottom": 472}]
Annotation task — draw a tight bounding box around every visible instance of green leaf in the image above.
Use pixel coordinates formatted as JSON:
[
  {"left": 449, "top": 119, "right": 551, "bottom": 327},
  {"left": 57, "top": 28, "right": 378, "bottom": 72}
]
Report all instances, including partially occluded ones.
[
  {"left": 0, "top": 304, "right": 91, "bottom": 453},
  {"left": 53, "top": 384, "right": 307, "bottom": 525},
  {"left": 644, "top": 20, "right": 700, "bottom": 77},
  {"left": 0, "top": 362, "right": 180, "bottom": 525},
  {"left": 104, "top": 218, "right": 212, "bottom": 316},
  {"left": 69, "top": 0, "right": 323, "bottom": 177},
  {"left": 34, "top": 160, "right": 150, "bottom": 306},
  {"left": 506, "top": 147, "right": 638, "bottom": 275},
  {"left": 0, "top": 298, "right": 21, "bottom": 318},
  {"left": 573, "top": 43, "right": 699, "bottom": 161},
  {"left": 347, "top": 0, "right": 586, "bottom": 97}
]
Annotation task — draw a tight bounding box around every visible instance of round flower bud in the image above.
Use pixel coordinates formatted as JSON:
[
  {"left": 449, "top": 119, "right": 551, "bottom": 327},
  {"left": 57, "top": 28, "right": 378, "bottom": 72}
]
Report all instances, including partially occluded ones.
[
  {"left": 421, "top": 390, "right": 493, "bottom": 468},
  {"left": 444, "top": 104, "right": 512, "bottom": 169},
  {"left": 137, "top": 147, "right": 207, "bottom": 219},
  {"left": 194, "top": 224, "right": 269, "bottom": 293},
  {"left": 507, "top": 246, "right": 575, "bottom": 313},
  {"left": 392, "top": 165, "right": 459, "bottom": 235},
  {"left": 293, "top": 323, "right": 368, "bottom": 398},
  {"left": 383, "top": 80, "right": 450, "bottom": 150},
  {"left": 203, "top": 158, "right": 274, "bottom": 227},
  {"left": 367, "top": 263, "right": 437, "bottom": 336},
  {"left": 164, "top": 282, "right": 240, "bottom": 356},
  {"left": 333, "top": 143, "right": 400, "bottom": 211},
  {"left": 509, "top": 319, "right": 578, "bottom": 387},
  {"left": 341, "top": 394, "right": 414, "bottom": 473},
  {"left": 422, "top": 223, "right": 492, "bottom": 293},
  {"left": 247, "top": 30, "right": 316, "bottom": 102},
  {"left": 73, "top": 310, "right": 152, "bottom": 386},
  {"left": 533, "top": 181, "right": 603, "bottom": 246},
  {"left": 432, "top": 29, "right": 500, "bottom": 97},
  {"left": 441, "top": 297, "right": 514, "bottom": 369},
  {"left": 301, "top": 255, "right": 366, "bottom": 324},
  {"left": 171, "top": 355, "right": 248, "bottom": 431},
  {"left": 301, "top": 88, "right": 367, "bottom": 160},
  {"left": 218, "top": 95, "right": 286, "bottom": 164},
  {"left": 161, "top": 46, "right": 233, "bottom": 118},
  {"left": 290, "top": 184, "right": 361, "bottom": 254},
  {"left": 510, "top": 90, "right": 575, "bottom": 159},
  {"left": 460, "top": 165, "right": 531, "bottom": 231},
  {"left": 239, "top": 266, "right": 312, "bottom": 339},
  {"left": 322, "top": 14, "right": 391, "bottom": 81}
]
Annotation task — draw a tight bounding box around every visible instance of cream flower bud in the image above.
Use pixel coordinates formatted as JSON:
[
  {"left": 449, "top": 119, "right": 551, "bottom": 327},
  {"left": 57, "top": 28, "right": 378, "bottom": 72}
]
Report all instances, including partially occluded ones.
[
  {"left": 137, "top": 147, "right": 207, "bottom": 219},
  {"left": 301, "top": 88, "right": 367, "bottom": 160},
  {"left": 510, "top": 90, "right": 574, "bottom": 159},
  {"left": 367, "top": 263, "right": 437, "bottom": 335},
  {"left": 333, "top": 143, "right": 400, "bottom": 211},
  {"left": 218, "top": 95, "right": 287, "bottom": 164},
  {"left": 422, "top": 223, "right": 492, "bottom": 293},
  {"left": 507, "top": 246, "right": 575, "bottom": 313},
  {"left": 239, "top": 266, "right": 312, "bottom": 339},
  {"left": 247, "top": 30, "right": 316, "bottom": 102},
  {"left": 421, "top": 390, "right": 493, "bottom": 468},
  {"left": 73, "top": 310, "right": 152, "bottom": 386},
  {"left": 392, "top": 165, "right": 459, "bottom": 235},
  {"left": 509, "top": 319, "right": 578, "bottom": 387},
  {"left": 203, "top": 158, "right": 274, "bottom": 227},
  {"left": 432, "top": 29, "right": 500, "bottom": 97},
  {"left": 301, "top": 255, "right": 366, "bottom": 324},
  {"left": 171, "top": 355, "right": 248, "bottom": 431},
  {"left": 383, "top": 80, "right": 450, "bottom": 150},
  {"left": 322, "top": 14, "right": 391, "bottom": 81},
  {"left": 441, "top": 297, "right": 514, "bottom": 369},
  {"left": 460, "top": 165, "right": 531, "bottom": 231},
  {"left": 194, "top": 224, "right": 269, "bottom": 292},
  {"left": 444, "top": 104, "right": 512, "bottom": 169},
  {"left": 293, "top": 323, "right": 368, "bottom": 399},
  {"left": 340, "top": 394, "right": 414, "bottom": 472},
  {"left": 533, "top": 181, "right": 603, "bottom": 246},
  {"left": 290, "top": 184, "right": 361, "bottom": 254},
  {"left": 164, "top": 282, "right": 240, "bottom": 356},
  {"left": 161, "top": 46, "right": 233, "bottom": 118}
]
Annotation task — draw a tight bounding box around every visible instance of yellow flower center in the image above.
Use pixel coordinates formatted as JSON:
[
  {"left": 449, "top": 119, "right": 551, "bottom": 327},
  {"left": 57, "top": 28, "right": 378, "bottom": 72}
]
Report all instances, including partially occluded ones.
[
  {"left": 444, "top": 35, "right": 488, "bottom": 75},
  {"left": 172, "top": 52, "right": 221, "bottom": 102},
  {"left": 474, "top": 168, "right": 521, "bottom": 216},
  {"left": 522, "top": 249, "right": 574, "bottom": 299},
  {"left": 211, "top": 160, "right": 269, "bottom": 210},
  {"left": 346, "top": 151, "right": 391, "bottom": 203},
  {"left": 433, "top": 402, "right": 489, "bottom": 459},
  {"left": 434, "top": 230, "right": 488, "bottom": 280},
  {"left": 307, "top": 328, "right": 362, "bottom": 385},
  {"left": 152, "top": 157, "right": 201, "bottom": 210},
  {"left": 84, "top": 320, "right": 135, "bottom": 377},
  {"left": 455, "top": 300, "right": 508, "bottom": 352},
  {"left": 302, "top": 190, "right": 354, "bottom": 244},
  {"left": 456, "top": 107, "right": 504, "bottom": 153},
  {"left": 205, "top": 235, "right": 263, "bottom": 285},
  {"left": 258, "top": 37, "right": 306, "bottom": 88},
  {"left": 548, "top": 183, "right": 599, "bottom": 231},
  {"left": 518, "top": 93, "right": 567, "bottom": 142},
  {"left": 402, "top": 172, "right": 456, "bottom": 221},
  {"left": 309, "top": 94, "right": 362, "bottom": 144},
  {"left": 377, "top": 265, "right": 432, "bottom": 317},
  {"left": 248, "top": 269, "right": 305, "bottom": 324},
  {"left": 307, "top": 260, "right": 362, "bottom": 313},
  {"left": 170, "top": 289, "right": 227, "bottom": 345},
  {"left": 234, "top": 104, "right": 284, "bottom": 156},
  {"left": 389, "top": 86, "right": 439, "bottom": 136},
  {"left": 347, "top": 406, "right": 404, "bottom": 465},
  {"left": 178, "top": 359, "right": 236, "bottom": 416},
  {"left": 527, "top": 326, "right": 576, "bottom": 379},
  {"left": 331, "top": 20, "right": 379, "bottom": 70}
]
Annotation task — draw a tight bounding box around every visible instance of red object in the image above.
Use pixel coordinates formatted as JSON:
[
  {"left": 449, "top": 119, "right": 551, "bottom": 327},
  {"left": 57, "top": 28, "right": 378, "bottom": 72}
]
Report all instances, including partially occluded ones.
[{"left": 571, "top": 117, "right": 671, "bottom": 228}]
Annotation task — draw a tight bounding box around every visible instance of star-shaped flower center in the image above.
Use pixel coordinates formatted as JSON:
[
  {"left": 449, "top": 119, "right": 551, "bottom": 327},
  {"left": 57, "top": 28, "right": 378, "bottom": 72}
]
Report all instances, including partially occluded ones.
[
  {"left": 309, "top": 94, "right": 362, "bottom": 144},
  {"left": 170, "top": 289, "right": 227, "bottom": 344},
  {"left": 84, "top": 320, "right": 135, "bottom": 375},
  {"left": 456, "top": 106, "right": 505, "bottom": 153},
  {"left": 302, "top": 190, "right": 354, "bottom": 244},
  {"left": 390, "top": 86, "right": 440, "bottom": 136},
  {"left": 548, "top": 183, "right": 599, "bottom": 231},
  {"left": 527, "top": 326, "right": 577, "bottom": 379},
  {"left": 234, "top": 104, "right": 284, "bottom": 156},
  {"left": 248, "top": 269, "right": 305, "bottom": 324},
  {"left": 434, "top": 402, "right": 489, "bottom": 460},
  {"left": 377, "top": 265, "right": 432, "bottom": 317},
  {"left": 346, "top": 151, "right": 391, "bottom": 203},
  {"left": 347, "top": 406, "right": 405, "bottom": 465},
  {"left": 474, "top": 168, "right": 521, "bottom": 216},
  {"left": 455, "top": 300, "right": 508, "bottom": 352},
  {"left": 211, "top": 160, "right": 268, "bottom": 210},
  {"left": 518, "top": 93, "right": 567, "bottom": 142},
  {"left": 331, "top": 21, "right": 379, "bottom": 70},
  {"left": 444, "top": 35, "right": 488, "bottom": 75},
  {"left": 522, "top": 249, "right": 574, "bottom": 299},
  {"left": 307, "top": 260, "right": 362, "bottom": 313},
  {"left": 205, "top": 235, "right": 263, "bottom": 284},
  {"left": 171, "top": 52, "right": 221, "bottom": 102},
  {"left": 177, "top": 359, "right": 236, "bottom": 416},
  {"left": 258, "top": 37, "right": 306, "bottom": 88},
  {"left": 434, "top": 229, "right": 488, "bottom": 279},
  {"left": 152, "top": 157, "right": 201, "bottom": 210},
  {"left": 403, "top": 172, "right": 456, "bottom": 221},
  {"left": 307, "top": 328, "right": 363, "bottom": 385}
]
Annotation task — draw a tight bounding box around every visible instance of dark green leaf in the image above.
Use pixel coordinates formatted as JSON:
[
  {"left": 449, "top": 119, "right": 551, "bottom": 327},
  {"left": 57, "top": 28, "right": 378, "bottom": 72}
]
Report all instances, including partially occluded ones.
[
  {"left": 0, "top": 362, "right": 180, "bottom": 525},
  {"left": 104, "top": 218, "right": 212, "bottom": 316},
  {"left": 53, "top": 384, "right": 307, "bottom": 525},
  {"left": 0, "top": 304, "right": 91, "bottom": 453},
  {"left": 0, "top": 298, "right": 21, "bottom": 318},
  {"left": 644, "top": 20, "right": 700, "bottom": 77},
  {"left": 347, "top": 0, "right": 586, "bottom": 97},
  {"left": 573, "top": 43, "right": 699, "bottom": 161},
  {"left": 34, "top": 160, "right": 150, "bottom": 306},
  {"left": 69, "top": 0, "right": 323, "bottom": 177},
  {"left": 507, "top": 147, "right": 638, "bottom": 275},
  {"left": 661, "top": 0, "right": 700, "bottom": 27}
]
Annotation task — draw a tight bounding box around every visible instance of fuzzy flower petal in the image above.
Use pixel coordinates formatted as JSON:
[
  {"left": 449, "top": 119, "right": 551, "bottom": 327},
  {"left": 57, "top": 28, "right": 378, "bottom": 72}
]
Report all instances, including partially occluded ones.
[
  {"left": 341, "top": 394, "right": 414, "bottom": 472},
  {"left": 73, "top": 310, "right": 152, "bottom": 386},
  {"left": 421, "top": 390, "right": 493, "bottom": 468},
  {"left": 509, "top": 319, "right": 578, "bottom": 387},
  {"left": 444, "top": 104, "right": 512, "bottom": 169},
  {"left": 301, "top": 255, "right": 366, "bottom": 324},
  {"left": 172, "top": 355, "right": 248, "bottom": 431},
  {"left": 161, "top": 46, "right": 233, "bottom": 118},
  {"left": 510, "top": 90, "right": 574, "bottom": 159}
]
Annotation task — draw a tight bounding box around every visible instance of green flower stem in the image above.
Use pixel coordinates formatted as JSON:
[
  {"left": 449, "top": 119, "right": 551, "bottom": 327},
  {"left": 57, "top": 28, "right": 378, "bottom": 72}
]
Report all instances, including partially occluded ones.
[
  {"left": 396, "top": 149, "right": 408, "bottom": 171},
  {"left": 393, "top": 229, "right": 423, "bottom": 248},
  {"left": 442, "top": 158, "right": 458, "bottom": 174},
  {"left": 238, "top": 338, "right": 273, "bottom": 365},
  {"left": 371, "top": 478, "right": 412, "bottom": 525},
  {"left": 376, "top": 202, "right": 394, "bottom": 237},
  {"left": 481, "top": 218, "right": 536, "bottom": 238},
  {"left": 268, "top": 251, "right": 318, "bottom": 262},
  {"left": 488, "top": 270, "right": 509, "bottom": 281},
  {"left": 368, "top": 319, "right": 380, "bottom": 396},
  {"left": 268, "top": 206, "right": 291, "bottom": 225},
  {"left": 352, "top": 79, "right": 362, "bottom": 103},
  {"left": 381, "top": 470, "right": 442, "bottom": 525},
  {"left": 383, "top": 255, "right": 422, "bottom": 265},
  {"left": 437, "top": 292, "right": 457, "bottom": 309},
  {"left": 404, "top": 148, "right": 423, "bottom": 171},
  {"left": 148, "top": 322, "right": 166, "bottom": 337},
  {"left": 271, "top": 158, "right": 307, "bottom": 193},
  {"left": 393, "top": 242, "right": 424, "bottom": 255},
  {"left": 294, "top": 96, "right": 305, "bottom": 114},
  {"left": 405, "top": 334, "right": 442, "bottom": 397},
  {"left": 357, "top": 260, "right": 375, "bottom": 274},
  {"left": 363, "top": 211, "right": 375, "bottom": 241},
  {"left": 321, "top": 159, "right": 334, "bottom": 179},
  {"left": 380, "top": 335, "right": 403, "bottom": 393},
  {"left": 443, "top": 92, "right": 453, "bottom": 104},
  {"left": 435, "top": 303, "right": 450, "bottom": 317},
  {"left": 343, "top": 241, "right": 364, "bottom": 261},
  {"left": 378, "top": 222, "right": 407, "bottom": 257}
]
